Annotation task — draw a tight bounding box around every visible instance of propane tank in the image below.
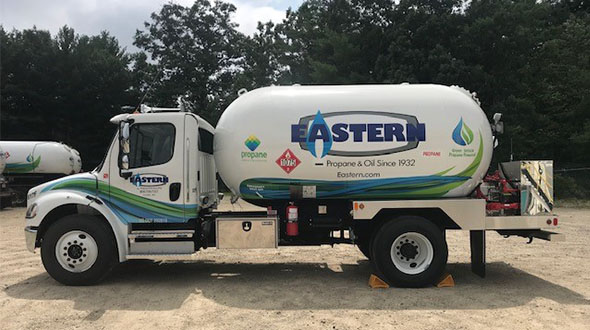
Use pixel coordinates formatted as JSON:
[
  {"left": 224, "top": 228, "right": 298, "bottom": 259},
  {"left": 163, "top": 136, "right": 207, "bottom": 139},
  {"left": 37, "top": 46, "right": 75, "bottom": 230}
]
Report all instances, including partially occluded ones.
[
  {"left": 0, "top": 141, "right": 82, "bottom": 175},
  {"left": 214, "top": 84, "right": 494, "bottom": 203},
  {"left": 286, "top": 204, "right": 299, "bottom": 236}
]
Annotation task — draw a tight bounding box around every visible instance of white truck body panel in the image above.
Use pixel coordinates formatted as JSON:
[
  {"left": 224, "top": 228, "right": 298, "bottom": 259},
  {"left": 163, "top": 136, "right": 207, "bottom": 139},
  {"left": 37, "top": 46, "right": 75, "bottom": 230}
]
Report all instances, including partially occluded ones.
[
  {"left": 485, "top": 215, "right": 558, "bottom": 230},
  {"left": 352, "top": 199, "right": 560, "bottom": 231},
  {"left": 353, "top": 199, "right": 486, "bottom": 229},
  {"left": 24, "top": 173, "right": 129, "bottom": 261}
]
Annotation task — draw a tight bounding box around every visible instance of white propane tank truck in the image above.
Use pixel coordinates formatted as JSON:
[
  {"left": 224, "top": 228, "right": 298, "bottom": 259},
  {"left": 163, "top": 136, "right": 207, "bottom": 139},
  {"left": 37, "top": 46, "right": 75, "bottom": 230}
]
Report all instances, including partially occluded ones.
[
  {"left": 23, "top": 85, "right": 562, "bottom": 287},
  {"left": 1, "top": 141, "right": 82, "bottom": 205}
]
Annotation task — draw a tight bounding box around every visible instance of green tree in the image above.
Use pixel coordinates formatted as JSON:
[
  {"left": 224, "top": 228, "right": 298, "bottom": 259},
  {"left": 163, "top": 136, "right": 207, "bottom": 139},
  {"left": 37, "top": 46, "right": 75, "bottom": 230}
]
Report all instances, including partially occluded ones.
[
  {"left": 275, "top": 0, "right": 387, "bottom": 84},
  {"left": 1, "top": 26, "right": 133, "bottom": 169},
  {"left": 523, "top": 14, "right": 590, "bottom": 164},
  {"left": 134, "top": 0, "right": 246, "bottom": 123},
  {"left": 233, "top": 21, "right": 288, "bottom": 90}
]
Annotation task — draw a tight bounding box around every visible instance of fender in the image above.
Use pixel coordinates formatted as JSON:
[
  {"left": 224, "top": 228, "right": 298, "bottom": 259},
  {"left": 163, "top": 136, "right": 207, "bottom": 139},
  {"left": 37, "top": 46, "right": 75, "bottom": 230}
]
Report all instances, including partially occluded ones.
[{"left": 26, "top": 189, "right": 129, "bottom": 262}]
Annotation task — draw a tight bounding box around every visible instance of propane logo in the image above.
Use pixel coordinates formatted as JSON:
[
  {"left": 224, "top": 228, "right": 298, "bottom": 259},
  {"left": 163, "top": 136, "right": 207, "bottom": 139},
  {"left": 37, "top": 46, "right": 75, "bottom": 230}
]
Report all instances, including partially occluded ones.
[
  {"left": 452, "top": 118, "right": 474, "bottom": 146},
  {"left": 242, "top": 135, "right": 267, "bottom": 161},
  {"left": 244, "top": 135, "right": 261, "bottom": 151},
  {"left": 291, "top": 110, "right": 426, "bottom": 158},
  {"left": 276, "top": 149, "right": 301, "bottom": 174},
  {"left": 129, "top": 174, "right": 169, "bottom": 187}
]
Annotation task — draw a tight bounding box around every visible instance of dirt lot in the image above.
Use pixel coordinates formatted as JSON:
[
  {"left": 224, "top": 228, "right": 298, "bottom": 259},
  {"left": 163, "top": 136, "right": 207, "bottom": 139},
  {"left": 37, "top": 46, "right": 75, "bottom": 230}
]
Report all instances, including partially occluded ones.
[{"left": 1, "top": 204, "right": 589, "bottom": 330}]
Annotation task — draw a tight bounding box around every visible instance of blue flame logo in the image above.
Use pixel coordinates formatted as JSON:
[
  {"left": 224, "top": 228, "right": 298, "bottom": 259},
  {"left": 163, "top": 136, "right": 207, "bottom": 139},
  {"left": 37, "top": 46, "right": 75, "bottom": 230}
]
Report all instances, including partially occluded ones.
[
  {"left": 452, "top": 117, "right": 474, "bottom": 146},
  {"left": 132, "top": 174, "right": 142, "bottom": 187},
  {"left": 306, "top": 110, "right": 333, "bottom": 158}
]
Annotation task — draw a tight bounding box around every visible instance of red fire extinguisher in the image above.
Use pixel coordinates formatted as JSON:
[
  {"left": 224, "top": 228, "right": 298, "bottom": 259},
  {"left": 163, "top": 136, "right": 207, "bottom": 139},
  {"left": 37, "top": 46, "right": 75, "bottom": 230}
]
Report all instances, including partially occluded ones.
[{"left": 286, "top": 204, "right": 299, "bottom": 236}]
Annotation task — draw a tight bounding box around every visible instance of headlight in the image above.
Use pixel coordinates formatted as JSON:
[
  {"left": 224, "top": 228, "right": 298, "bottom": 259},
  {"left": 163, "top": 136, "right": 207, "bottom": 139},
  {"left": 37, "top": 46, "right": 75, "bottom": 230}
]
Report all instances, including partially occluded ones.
[{"left": 25, "top": 203, "right": 38, "bottom": 219}]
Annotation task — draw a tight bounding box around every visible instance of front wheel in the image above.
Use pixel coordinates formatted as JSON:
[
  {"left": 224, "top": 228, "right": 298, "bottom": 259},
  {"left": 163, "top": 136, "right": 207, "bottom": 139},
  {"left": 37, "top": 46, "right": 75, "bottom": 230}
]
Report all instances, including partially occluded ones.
[
  {"left": 371, "top": 216, "right": 447, "bottom": 287},
  {"left": 41, "top": 215, "right": 117, "bottom": 285}
]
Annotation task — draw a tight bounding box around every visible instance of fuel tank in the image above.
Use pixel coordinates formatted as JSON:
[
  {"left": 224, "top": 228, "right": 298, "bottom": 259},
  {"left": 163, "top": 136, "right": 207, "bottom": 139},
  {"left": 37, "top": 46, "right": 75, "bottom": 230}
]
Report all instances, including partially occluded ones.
[{"left": 214, "top": 84, "right": 493, "bottom": 201}]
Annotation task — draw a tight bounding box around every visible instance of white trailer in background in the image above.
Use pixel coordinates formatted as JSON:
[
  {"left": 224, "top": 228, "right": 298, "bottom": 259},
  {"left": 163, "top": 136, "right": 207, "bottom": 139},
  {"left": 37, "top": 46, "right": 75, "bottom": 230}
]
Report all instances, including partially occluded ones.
[
  {"left": 0, "top": 146, "right": 13, "bottom": 208},
  {"left": 23, "top": 84, "right": 562, "bottom": 287},
  {"left": 0, "top": 141, "right": 82, "bottom": 204}
]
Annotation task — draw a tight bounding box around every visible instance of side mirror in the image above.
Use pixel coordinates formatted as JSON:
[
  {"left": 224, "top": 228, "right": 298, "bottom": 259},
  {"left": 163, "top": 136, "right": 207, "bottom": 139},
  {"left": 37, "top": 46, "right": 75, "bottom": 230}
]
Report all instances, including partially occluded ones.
[
  {"left": 121, "top": 139, "right": 130, "bottom": 154},
  {"left": 122, "top": 122, "right": 130, "bottom": 140},
  {"left": 121, "top": 155, "right": 129, "bottom": 170},
  {"left": 118, "top": 121, "right": 132, "bottom": 178}
]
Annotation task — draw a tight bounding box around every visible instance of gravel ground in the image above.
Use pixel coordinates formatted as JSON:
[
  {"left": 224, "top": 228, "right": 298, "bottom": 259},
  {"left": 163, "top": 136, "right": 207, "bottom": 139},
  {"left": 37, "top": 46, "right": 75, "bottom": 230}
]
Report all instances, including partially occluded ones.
[{"left": 1, "top": 204, "right": 589, "bottom": 329}]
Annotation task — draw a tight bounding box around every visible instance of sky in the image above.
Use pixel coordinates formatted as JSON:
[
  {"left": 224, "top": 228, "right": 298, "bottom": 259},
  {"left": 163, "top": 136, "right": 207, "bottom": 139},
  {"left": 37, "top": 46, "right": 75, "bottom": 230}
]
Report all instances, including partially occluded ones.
[{"left": 0, "top": 0, "right": 303, "bottom": 51}]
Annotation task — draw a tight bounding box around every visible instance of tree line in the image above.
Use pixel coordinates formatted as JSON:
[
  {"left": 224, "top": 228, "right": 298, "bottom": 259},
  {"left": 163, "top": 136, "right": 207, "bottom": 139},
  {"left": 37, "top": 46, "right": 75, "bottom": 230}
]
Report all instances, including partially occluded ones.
[{"left": 1, "top": 0, "right": 589, "bottom": 196}]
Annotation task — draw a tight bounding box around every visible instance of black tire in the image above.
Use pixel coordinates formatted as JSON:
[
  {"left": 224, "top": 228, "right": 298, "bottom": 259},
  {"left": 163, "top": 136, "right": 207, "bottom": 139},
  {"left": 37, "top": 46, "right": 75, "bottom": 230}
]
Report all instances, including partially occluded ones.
[
  {"left": 371, "top": 216, "right": 447, "bottom": 288},
  {"left": 356, "top": 238, "right": 371, "bottom": 259},
  {"left": 41, "top": 214, "right": 118, "bottom": 285}
]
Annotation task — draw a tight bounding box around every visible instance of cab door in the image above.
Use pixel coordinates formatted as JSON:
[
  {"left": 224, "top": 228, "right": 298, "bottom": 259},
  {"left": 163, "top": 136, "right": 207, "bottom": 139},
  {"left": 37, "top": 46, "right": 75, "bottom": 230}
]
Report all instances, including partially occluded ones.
[{"left": 108, "top": 113, "right": 186, "bottom": 223}]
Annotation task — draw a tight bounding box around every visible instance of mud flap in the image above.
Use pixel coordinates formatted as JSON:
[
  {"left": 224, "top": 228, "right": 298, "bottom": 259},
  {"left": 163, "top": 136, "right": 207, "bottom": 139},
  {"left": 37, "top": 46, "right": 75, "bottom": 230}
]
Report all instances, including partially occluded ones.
[{"left": 470, "top": 230, "right": 486, "bottom": 278}]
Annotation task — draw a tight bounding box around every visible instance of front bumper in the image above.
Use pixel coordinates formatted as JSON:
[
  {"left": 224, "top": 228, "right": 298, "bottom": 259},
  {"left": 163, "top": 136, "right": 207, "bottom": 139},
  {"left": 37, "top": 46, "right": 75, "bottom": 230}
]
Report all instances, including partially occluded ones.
[{"left": 25, "top": 227, "right": 38, "bottom": 253}]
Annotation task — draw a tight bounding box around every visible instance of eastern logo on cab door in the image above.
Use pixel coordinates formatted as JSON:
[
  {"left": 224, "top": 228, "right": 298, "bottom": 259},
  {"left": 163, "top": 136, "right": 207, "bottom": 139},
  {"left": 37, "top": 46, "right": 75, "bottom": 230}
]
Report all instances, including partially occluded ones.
[{"left": 129, "top": 174, "right": 169, "bottom": 187}]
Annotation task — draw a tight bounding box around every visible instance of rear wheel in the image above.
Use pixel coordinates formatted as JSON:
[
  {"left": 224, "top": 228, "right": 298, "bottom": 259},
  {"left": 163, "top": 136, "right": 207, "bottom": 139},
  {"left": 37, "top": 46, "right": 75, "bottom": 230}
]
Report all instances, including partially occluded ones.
[
  {"left": 371, "top": 216, "right": 447, "bottom": 287},
  {"left": 41, "top": 214, "right": 117, "bottom": 285}
]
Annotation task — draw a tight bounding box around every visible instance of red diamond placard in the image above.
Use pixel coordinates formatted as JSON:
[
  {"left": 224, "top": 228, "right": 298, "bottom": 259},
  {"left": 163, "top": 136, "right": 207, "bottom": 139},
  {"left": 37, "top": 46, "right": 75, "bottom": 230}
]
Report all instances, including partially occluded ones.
[{"left": 276, "top": 149, "right": 301, "bottom": 174}]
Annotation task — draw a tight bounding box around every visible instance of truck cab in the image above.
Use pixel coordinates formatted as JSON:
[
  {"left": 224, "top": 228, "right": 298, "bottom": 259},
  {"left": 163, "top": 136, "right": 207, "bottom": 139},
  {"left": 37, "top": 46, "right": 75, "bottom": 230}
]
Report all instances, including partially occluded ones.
[
  {"left": 103, "top": 110, "right": 217, "bottom": 222},
  {"left": 24, "top": 108, "right": 218, "bottom": 284}
]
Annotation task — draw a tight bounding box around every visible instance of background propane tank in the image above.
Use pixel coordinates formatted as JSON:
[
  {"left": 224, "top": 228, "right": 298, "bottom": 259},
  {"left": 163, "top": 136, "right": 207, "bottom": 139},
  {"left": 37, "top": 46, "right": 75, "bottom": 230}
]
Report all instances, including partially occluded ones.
[{"left": 0, "top": 141, "right": 82, "bottom": 175}]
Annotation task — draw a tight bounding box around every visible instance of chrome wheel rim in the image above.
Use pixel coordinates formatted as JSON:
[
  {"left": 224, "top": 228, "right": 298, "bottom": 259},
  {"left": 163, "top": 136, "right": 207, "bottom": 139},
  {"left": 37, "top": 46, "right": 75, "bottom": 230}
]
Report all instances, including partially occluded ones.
[
  {"left": 390, "top": 232, "right": 434, "bottom": 275},
  {"left": 55, "top": 230, "right": 98, "bottom": 273}
]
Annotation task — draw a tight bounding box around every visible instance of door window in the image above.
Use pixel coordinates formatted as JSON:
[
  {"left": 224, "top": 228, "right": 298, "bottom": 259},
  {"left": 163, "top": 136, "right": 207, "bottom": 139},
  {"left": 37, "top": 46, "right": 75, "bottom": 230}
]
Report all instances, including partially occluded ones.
[
  {"left": 198, "top": 128, "right": 214, "bottom": 154},
  {"left": 128, "top": 123, "right": 175, "bottom": 168}
]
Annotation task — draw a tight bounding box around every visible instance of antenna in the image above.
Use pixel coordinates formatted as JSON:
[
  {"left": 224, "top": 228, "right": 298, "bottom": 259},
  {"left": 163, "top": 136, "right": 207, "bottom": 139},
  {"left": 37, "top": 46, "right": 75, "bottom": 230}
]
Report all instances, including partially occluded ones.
[{"left": 135, "top": 67, "right": 164, "bottom": 111}]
